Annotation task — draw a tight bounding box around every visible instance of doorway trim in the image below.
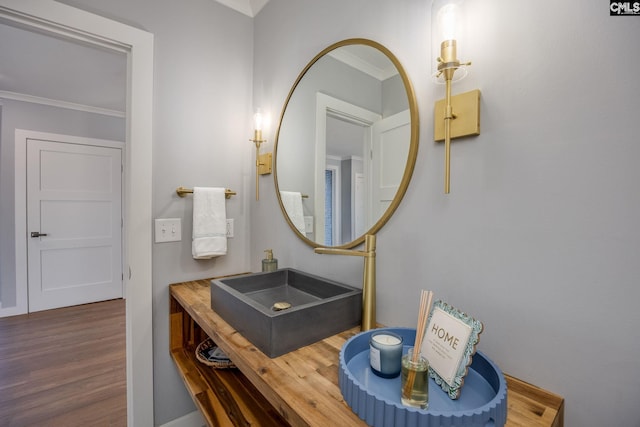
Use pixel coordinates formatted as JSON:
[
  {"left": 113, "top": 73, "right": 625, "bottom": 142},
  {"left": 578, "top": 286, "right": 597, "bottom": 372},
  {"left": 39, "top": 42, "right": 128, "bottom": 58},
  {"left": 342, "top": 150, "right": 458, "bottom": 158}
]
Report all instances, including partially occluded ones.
[
  {"left": 0, "top": 1, "right": 154, "bottom": 425},
  {"left": 314, "top": 93, "right": 380, "bottom": 244}
]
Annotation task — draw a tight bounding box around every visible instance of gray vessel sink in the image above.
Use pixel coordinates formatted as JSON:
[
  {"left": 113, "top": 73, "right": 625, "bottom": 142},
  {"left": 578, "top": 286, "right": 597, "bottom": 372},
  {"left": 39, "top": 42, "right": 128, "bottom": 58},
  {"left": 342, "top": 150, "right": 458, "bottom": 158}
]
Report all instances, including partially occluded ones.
[{"left": 211, "top": 268, "right": 362, "bottom": 358}]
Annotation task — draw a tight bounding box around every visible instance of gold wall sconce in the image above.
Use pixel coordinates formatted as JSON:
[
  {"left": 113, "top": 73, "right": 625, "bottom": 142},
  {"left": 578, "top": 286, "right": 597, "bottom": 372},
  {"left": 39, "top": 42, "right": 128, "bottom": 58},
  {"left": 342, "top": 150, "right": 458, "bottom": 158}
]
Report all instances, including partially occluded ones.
[
  {"left": 432, "top": 0, "right": 480, "bottom": 194},
  {"left": 251, "top": 109, "right": 272, "bottom": 200}
]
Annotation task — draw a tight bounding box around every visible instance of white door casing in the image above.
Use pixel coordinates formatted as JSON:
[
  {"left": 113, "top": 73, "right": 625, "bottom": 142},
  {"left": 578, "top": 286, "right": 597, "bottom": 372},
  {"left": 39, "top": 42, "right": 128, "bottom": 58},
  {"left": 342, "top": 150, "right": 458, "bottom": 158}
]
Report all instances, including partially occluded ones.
[
  {"left": 325, "top": 161, "right": 341, "bottom": 246},
  {"left": 315, "top": 93, "right": 380, "bottom": 243},
  {"left": 1, "top": 1, "right": 154, "bottom": 425},
  {"left": 27, "top": 138, "right": 123, "bottom": 312},
  {"left": 353, "top": 172, "right": 365, "bottom": 240}
]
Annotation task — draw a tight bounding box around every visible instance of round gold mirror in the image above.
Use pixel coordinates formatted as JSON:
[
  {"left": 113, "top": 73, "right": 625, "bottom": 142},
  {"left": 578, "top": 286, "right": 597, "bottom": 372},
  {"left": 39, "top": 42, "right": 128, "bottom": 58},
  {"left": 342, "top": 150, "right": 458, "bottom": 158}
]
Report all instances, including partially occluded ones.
[{"left": 274, "top": 38, "right": 419, "bottom": 248}]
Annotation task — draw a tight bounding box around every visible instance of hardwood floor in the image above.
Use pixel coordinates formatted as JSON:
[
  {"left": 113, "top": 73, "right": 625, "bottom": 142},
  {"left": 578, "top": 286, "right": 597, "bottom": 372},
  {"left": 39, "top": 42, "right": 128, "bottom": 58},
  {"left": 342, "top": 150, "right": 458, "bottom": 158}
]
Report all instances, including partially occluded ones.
[{"left": 0, "top": 299, "right": 127, "bottom": 426}]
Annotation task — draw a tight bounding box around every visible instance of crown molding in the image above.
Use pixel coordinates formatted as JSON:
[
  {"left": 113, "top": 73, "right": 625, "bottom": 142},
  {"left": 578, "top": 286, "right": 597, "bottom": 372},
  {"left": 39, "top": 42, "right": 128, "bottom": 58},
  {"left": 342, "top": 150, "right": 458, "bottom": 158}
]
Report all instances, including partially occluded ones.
[
  {"left": 0, "top": 90, "right": 125, "bottom": 118},
  {"left": 215, "top": 0, "right": 269, "bottom": 17}
]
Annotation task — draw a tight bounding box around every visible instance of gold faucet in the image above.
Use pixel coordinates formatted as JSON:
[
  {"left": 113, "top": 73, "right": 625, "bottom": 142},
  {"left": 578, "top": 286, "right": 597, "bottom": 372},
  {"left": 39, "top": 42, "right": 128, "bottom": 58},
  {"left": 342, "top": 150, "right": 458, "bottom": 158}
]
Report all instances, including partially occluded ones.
[{"left": 314, "top": 234, "right": 376, "bottom": 331}]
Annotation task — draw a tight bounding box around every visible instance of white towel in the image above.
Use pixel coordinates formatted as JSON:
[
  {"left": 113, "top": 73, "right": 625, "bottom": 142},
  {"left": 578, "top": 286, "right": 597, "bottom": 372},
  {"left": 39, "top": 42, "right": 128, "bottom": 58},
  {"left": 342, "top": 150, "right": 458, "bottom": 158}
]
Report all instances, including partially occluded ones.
[
  {"left": 192, "top": 187, "right": 227, "bottom": 259},
  {"left": 280, "top": 191, "right": 306, "bottom": 234}
]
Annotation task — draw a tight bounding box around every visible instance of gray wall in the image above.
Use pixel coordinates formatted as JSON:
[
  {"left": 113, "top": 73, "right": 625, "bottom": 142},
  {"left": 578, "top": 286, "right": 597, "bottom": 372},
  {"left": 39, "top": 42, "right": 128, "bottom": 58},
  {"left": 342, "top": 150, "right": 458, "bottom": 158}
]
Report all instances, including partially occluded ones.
[
  {"left": 0, "top": 99, "right": 125, "bottom": 307},
  {"left": 4, "top": 1, "right": 638, "bottom": 425},
  {"left": 383, "top": 74, "right": 409, "bottom": 117},
  {"left": 251, "top": 1, "right": 640, "bottom": 426},
  {"left": 49, "top": 0, "right": 255, "bottom": 424},
  {"left": 276, "top": 54, "right": 383, "bottom": 223}
]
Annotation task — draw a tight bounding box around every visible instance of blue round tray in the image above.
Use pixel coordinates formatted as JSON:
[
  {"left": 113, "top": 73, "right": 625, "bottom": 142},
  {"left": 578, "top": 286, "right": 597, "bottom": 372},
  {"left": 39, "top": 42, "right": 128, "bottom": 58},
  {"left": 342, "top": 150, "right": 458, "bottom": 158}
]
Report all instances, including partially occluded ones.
[{"left": 339, "top": 328, "right": 507, "bottom": 427}]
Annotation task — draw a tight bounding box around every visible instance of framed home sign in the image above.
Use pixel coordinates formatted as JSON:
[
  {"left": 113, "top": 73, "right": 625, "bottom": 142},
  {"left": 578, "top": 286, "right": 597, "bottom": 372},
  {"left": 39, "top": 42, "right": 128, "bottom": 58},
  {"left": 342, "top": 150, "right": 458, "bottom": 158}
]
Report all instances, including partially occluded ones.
[{"left": 421, "top": 300, "right": 484, "bottom": 399}]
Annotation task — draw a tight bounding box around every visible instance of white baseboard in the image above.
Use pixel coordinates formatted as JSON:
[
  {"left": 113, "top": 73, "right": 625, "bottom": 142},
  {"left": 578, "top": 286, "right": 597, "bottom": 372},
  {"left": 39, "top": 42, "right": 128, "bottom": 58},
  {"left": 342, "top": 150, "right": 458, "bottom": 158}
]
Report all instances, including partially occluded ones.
[
  {"left": 158, "top": 411, "right": 206, "bottom": 427},
  {"left": 0, "top": 304, "right": 26, "bottom": 318}
]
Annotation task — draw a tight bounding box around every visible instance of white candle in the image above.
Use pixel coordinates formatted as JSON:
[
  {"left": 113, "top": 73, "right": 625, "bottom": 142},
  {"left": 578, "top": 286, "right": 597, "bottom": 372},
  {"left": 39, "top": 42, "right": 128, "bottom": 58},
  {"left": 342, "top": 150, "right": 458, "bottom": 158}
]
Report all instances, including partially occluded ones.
[
  {"left": 370, "top": 331, "right": 403, "bottom": 378},
  {"left": 372, "top": 334, "right": 402, "bottom": 346}
]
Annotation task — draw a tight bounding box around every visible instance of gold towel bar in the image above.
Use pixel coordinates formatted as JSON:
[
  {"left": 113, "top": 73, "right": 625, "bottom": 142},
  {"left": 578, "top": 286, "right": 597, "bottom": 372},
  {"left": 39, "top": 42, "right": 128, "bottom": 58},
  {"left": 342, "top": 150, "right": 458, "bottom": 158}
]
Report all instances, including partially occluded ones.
[{"left": 176, "top": 186, "right": 236, "bottom": 199}]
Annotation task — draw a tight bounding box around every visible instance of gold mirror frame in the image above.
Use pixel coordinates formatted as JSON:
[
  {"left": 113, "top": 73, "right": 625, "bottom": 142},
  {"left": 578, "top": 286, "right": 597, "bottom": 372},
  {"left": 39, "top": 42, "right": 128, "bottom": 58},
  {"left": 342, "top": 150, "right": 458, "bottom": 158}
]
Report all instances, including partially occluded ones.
[{"left": 274, "top": 38, "right": 419, "bottom": 249}]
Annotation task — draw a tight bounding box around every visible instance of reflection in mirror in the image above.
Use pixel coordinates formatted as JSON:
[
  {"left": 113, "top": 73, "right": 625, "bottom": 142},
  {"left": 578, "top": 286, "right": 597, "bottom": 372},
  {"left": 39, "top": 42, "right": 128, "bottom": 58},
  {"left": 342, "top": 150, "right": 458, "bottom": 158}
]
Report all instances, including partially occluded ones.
[{"left": 275, "top": 39, "right": 418, "bottom": 248}]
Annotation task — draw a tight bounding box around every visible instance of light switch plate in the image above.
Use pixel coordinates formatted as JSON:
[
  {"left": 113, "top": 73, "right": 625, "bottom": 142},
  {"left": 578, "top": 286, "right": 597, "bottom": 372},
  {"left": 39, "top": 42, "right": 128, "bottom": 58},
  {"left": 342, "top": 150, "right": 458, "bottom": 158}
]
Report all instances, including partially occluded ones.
[
  {"left": 155, "top": 218, "right": 181, "bottom": 243},
  {"left": 226, "top": 218, "right": 234, "bottom": 238},
  {"left": 304, "top": 216, "right": 314, "bottom": 234}
]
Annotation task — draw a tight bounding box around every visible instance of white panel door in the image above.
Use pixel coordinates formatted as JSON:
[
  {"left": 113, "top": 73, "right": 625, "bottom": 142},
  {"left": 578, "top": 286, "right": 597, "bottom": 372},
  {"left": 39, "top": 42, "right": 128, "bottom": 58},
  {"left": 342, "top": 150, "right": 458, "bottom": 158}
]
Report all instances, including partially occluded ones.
[
  {"left": 27, "top": 138, "right": 123, "bottom": 312},
  {"left": 371, "top": 110, "right": 411, "bottom": 221}
]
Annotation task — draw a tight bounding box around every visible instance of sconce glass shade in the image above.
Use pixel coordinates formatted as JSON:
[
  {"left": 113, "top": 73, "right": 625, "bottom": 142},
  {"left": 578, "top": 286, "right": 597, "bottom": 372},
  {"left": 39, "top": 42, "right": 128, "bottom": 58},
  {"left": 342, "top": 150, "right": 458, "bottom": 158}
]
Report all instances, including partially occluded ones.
[
  {"left": 253, "top": 109, "right": 268, "bottom": 143},
  {"left": 253, "top": 109, "right": 264, "bottom": 132},
  {"left": 251, "top": 108, "right": 272, "bottom": 200},
  {"left": 431, "top": 0, "right": 468, "bottom": 83}
]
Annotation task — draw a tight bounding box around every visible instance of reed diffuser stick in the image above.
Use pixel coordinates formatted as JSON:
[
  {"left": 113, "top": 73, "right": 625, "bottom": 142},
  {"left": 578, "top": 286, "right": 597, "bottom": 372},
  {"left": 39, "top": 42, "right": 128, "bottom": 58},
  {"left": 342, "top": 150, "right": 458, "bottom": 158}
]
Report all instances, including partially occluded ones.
[{"left": 402, "top": 290, "right": 434, "bottom": 398}]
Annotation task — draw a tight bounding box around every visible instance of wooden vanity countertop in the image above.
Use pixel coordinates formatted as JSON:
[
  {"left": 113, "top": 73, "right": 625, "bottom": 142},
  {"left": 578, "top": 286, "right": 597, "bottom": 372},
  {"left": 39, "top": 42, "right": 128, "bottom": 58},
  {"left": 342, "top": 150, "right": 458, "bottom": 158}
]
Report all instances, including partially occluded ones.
[{"left": 170, "top": 279, "right": 564, "bottom": 427}]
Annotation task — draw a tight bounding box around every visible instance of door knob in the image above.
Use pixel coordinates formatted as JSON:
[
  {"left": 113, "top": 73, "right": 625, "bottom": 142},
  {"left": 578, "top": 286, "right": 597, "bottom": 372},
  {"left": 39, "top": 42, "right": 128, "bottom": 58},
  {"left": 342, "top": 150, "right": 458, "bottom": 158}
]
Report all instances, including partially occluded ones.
[{"left": 30, "top": 231, "right": 48, "bottom": 237}]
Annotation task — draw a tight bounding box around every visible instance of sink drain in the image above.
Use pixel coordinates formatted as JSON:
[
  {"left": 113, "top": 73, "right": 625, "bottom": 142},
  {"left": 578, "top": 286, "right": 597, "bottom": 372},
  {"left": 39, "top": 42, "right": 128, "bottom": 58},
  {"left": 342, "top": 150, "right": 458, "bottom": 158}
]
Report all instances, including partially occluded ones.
[{"left": 271, "top": 301, "right": 292, "bottom": 311}]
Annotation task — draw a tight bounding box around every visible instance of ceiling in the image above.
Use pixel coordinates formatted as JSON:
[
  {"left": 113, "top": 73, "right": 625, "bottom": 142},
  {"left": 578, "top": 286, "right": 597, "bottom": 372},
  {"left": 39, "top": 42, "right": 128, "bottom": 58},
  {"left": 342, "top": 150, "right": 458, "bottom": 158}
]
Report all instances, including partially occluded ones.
[
  {"left": 0, "top": 20, "right": 127, "bottom": 116},
  {"left": 328, "top": 44, "right": 399, "bottom": 81},
  {"left": 0, "top": 1, "right": 395, "bottom": 121},
  {"left": 0, "top": 0, "right": 270, "bottom": 117}
]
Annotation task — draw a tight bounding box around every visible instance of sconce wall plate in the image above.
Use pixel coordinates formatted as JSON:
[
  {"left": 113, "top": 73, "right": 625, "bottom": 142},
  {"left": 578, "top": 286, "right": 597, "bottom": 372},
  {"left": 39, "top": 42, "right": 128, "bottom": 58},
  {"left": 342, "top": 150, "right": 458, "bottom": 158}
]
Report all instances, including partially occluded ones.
[
  {"left": 434, "top": 89, "right": 481, "bottom": 142},
  {"left": 258, "top": 152, "right": 272, "bottom": 175}
]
